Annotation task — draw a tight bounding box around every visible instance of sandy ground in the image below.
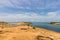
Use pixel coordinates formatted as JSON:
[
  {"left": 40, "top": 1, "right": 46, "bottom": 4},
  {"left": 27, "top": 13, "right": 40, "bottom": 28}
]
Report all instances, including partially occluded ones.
[{"left": 0, "top": 26, "right": 60, "bottom": 40}]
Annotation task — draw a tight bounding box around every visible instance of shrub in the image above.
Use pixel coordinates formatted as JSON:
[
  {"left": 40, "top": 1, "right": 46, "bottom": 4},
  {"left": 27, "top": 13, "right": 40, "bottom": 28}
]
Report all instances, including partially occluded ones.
[{"left": 32, "top": 27, "right": 36, "bottom": 29}]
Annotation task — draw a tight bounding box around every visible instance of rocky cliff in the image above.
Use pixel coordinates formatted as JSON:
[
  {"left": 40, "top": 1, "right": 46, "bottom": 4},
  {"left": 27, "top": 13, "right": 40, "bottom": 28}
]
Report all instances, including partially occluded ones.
[{"left": 50, "top": 22, "right": 60, "bottom": 25}]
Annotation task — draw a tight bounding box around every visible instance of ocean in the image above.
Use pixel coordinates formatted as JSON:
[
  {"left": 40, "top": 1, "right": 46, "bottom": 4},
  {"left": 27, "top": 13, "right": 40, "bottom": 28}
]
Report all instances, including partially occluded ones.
[{"left": 31, "top": 22, "right": 60, "bottom": 32}]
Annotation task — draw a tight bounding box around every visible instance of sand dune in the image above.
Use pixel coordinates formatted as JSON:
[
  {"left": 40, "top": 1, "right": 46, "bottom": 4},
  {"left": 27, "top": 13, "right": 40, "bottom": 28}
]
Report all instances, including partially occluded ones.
[{"left": 0, "top": 25, "right": 60, "bottom": 40}]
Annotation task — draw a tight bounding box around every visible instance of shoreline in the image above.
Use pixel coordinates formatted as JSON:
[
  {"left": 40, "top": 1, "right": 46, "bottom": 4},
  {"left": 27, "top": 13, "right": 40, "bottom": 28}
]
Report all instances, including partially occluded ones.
[{"left": 0, "top": 25, "right": 60, "bottom": 40}]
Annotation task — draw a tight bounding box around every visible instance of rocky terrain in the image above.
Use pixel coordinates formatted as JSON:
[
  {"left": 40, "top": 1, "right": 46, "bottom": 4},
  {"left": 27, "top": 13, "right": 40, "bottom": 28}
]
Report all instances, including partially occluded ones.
[
  {"left": 0, "top": 26, "right": 60, "bottom": 40},
  {"left": 50, "top": 22, "right": 60, "bottom": 25},
  {"left": 0, "top": 22, "right": 60, "bottom": 40}
]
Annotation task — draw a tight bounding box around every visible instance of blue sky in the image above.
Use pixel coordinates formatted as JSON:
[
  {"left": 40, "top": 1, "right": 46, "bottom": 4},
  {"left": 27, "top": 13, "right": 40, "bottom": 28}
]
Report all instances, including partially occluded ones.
[{"left": 0, "top": 0, "right": 60, "bottom": 22}]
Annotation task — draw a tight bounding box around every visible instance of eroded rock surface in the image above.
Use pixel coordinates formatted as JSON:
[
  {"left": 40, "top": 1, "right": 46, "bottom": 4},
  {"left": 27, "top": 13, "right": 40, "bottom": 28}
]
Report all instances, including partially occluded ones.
[{"left": 0, "top": 26, "right": 60, "bottom": 40}]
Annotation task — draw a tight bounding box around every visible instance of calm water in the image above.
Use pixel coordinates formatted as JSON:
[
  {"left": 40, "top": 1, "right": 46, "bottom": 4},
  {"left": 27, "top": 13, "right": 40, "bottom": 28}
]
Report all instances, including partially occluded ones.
[{"left": 31, "top": 22, "right": 60, "bottom": 32}]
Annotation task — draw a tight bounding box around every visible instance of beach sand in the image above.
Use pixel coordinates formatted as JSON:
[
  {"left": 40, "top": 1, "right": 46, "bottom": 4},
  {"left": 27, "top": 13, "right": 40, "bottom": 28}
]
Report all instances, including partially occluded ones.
[{"left": 0, "top": 25, "right": 60, "bottom": 40}]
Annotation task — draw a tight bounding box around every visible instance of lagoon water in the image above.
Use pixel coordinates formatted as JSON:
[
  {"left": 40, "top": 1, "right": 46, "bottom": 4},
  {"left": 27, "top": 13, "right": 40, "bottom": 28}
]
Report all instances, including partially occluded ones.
[{"left": 31, "top": 22, "right": 60, "bottom": 32}]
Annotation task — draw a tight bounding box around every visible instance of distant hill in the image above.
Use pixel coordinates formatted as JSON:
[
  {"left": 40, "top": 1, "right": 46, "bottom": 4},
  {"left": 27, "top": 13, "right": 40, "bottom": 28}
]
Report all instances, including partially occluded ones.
[{"left": 50, "top": 22, "right": 60, "bottom": 25}]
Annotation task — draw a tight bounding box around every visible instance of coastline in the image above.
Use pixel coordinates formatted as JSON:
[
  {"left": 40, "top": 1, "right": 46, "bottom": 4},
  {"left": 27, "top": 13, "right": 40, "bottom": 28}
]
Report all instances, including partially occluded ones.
[{"left": 0, "top": 25, "right": 60, "bottom": 40}]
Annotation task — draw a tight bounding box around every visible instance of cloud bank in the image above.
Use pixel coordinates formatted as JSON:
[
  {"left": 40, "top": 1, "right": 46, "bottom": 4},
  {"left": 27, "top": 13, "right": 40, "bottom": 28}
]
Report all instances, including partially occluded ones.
[
  {"left": 0, "top": 12, "right": 60, "bottom": 22},
  {"left": 0, "top": 0, "right": 60, "bottom": 22},
  {"left": 0, "top": 0, "right": 60, "bottom": 13}
]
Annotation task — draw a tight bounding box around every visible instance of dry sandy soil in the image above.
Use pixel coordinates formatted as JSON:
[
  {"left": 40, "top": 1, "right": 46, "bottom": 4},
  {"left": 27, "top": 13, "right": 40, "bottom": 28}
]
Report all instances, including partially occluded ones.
[{"left": 0, "top": 26, "right": 60, "bottom": 40}]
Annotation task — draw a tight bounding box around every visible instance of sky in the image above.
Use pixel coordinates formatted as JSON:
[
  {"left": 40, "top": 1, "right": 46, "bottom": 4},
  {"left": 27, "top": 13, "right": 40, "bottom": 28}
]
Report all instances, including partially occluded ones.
[{"left": 0, "top": 0, "right": 60, "bottom": 22}]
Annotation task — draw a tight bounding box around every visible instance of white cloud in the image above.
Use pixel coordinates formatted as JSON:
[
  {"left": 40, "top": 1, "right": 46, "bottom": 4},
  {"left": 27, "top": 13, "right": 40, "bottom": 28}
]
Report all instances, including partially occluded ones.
[
  {"left": 0, "top": 12, "right": 60, "bottom": 22},
  {"left": 47, "top": 12, "right": 57, "bottom": 16},
  {"left": 45, "top": 0, "right": 60, "bottom": 9},
  {"left": 0, "top": 13, "right": 39, "bottom": 22},
  {"left": 0, "top": 0, "right": 59, "bottom": 10},
  {"left": 0, "top": 0, "right": 11, "bottom": 6}
]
